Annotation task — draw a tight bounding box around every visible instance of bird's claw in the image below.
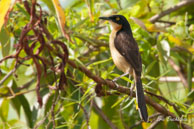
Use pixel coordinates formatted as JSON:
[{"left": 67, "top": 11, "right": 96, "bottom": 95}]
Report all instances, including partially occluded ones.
[
  {"left": 106, "top": 79, "right": 119, "bottom": 88},
  {"left": 114, "top": 82, "right": 119, "bottom": 88},
  {"left": 112, "top": 80, "right": 119, "bottom": 88}
]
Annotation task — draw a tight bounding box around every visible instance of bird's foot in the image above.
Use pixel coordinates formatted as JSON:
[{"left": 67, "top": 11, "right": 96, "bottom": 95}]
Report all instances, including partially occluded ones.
[
  {"left": 113, "top": 82, "right": 119, "bottom": 88},
  {"left": 106, "top": 79, "right": 119, "bottom": 88},
  {"left": 112, "top": 79, "right": 120, "bottom": 88},
  {"left": 113, "top": 72, "right": 129, "bottom": 82}
]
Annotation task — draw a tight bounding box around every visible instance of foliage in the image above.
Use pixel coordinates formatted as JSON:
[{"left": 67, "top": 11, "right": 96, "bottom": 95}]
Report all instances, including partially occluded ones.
[{"left": 0, "top": 0, "right": 194, "bottom": 129}]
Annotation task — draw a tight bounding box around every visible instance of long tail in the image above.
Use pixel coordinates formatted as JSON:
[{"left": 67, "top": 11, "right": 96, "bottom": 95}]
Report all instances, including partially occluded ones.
[{"left": 135, "top": 76, "right": 148, "bottom": 122}]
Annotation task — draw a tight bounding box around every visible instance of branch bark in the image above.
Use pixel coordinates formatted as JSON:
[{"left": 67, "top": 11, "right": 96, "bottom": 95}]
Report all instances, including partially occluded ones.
[
  {"left": 67, "top": 60, "right": 192, "bottom": 129},
  {"left": 145, "top": 91, "right": 182, "bottom": 116},
  {"left": 149, "top": 0, "right": 194, "bottom": 23}
]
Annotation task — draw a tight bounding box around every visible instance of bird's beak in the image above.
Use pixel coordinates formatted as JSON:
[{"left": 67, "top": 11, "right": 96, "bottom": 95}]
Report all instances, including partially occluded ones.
[{"left": 99, "top": 16, "right": 110, "bottom": 20}]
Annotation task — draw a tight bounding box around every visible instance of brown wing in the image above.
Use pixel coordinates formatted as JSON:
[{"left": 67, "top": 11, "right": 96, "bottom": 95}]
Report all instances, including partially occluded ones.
[{"left": 114, "top": 30, "right": 142, "bottom": 76}]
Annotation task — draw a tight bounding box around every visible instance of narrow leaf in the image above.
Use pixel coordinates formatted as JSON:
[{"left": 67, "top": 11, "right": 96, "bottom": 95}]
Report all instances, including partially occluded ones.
[
  {"left": 52, "top": 0, "right": 70, "bottom": 41},
  {"left": 0, "top": 28, "right": 10, "bottom": 57},
  {"left": 40, "top": 0, "right": 55, "bottom": 14},
  {"left": 121, "top": 98, "right": 135, "bottom": 110},
  {"left": 0, "top": 98, "right": 9, "bottom": 122},
  {"left": 88, "top": 58, "right": 112, "bottom": 67},
  {"left": 18, "top": 95, "right": 33, "bottom": 128},
  {"left": 111, "top": 95, "right": 128, "bottom": 108}
]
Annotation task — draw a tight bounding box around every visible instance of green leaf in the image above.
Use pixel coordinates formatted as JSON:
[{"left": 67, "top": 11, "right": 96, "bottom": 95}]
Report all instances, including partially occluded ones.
[
  {"left": 121, "top": 98, "right": 135, "bottom": 110},
  {"left": 71, "top": 18, "right": 88, "bottom": 29},
  {"left": 111, "top": 95, "right": 128, "bottom": 108},
  {"left": 7, "top": 119, "right": 19, "bottom": 126},
  {"left": 44, "top": 94, "right": 54, "bottom": 115},
  {"left": 40, "top": 0, "right": 55, "bottom": 14},
  {"left": 11, "top": 81, "right": 21, "bottom": 117},
  {"left": 31, "top": 106, "right": 38, "bottom": 125},
  {"left": 86, "top": 0, "right": 94, "bottom": 21},
  {"left": 0, "top": 86, "right": 9, "bottom": 96},
  {"left": 157, "top": 39, "right": 170, "bottom": 64},
  {"left": 187, "top": 90, "right": 194, "bottom": 99},
  {"left": 120, "top": 0, "right": 140, "bottom": 8},
  {"left": 18, "top": 95, "right": 32, "bottom": 128},
  {"left": 15, "top": 3, "right": 30, "bottom": 18},
  {"left": 88, "top": 58, "right": 112, "bottom": 67},
  {"left": 56, "top": 124, "right": 68, "bottom": 128},
  {"left": 89, "top": 111, "right": 98, "bottom": 129},
  {"left": 0, "top": 98, "right": 9, "bottom": 122},
  {"left": 11, "top": 97, "right": 21, "bottom": 118},
  {"left": 145, "top": 60, "right": 157, "bottom": 74},
  {"left": 0, "top": 27, "right": 10, "bottom": 57},
  {"left": 109, "top": 73, "right": 133, "bottom": 83}
]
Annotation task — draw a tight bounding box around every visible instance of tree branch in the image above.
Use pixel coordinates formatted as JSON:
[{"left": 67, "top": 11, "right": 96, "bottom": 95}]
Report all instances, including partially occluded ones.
[
  {"left": 149, "top": 0, "right": 194, "bottom": 23},
  {"left": 67, "top": 60, "right": 192, "bottom": 129},
  {"left": 145, "top": 91, "right": 182, "bottom": 116}
]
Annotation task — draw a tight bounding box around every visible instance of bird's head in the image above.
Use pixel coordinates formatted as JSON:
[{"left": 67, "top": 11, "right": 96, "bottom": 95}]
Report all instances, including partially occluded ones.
[{"left": 99, "top": 15, "right": 130, "bottom": 31}]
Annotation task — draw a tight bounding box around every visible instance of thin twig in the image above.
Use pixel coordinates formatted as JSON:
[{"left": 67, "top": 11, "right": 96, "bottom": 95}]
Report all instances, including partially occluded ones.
[
  {"left": 147, "top": 115, "right": 165, "bottom": 129},
  {"left": 119, "top": 106, "right": 128, "bottom": 129},
  {"left": 34, "top": 99, "right": 51, "bottom": 129},
  {"left": 129, "top": 120, "right": 143, "bottom": 129},
  {"left": 149, "top": 0, "right": 194, "bottom": 23},
  {"left": 129, "top": 113, "right": 163, "bottom": 129},
  {"left": 116, "top": 0, "right": 122, "bottom": 10},
  {"left": 168, "top": 57, "right": 188, "bottom": 88},
  {"left": 80, "top": 104, "right": 90, "bottom": 129},
  {"left": 145, "top": 91, "right": 182, "bottom": 116},
  {"left": 149, "top": 113, "right": 162, "bottom": 119},
  {"left": 156, "top": 20, "right": 176, "bottom": 25},
  {"left": 0, "top": 66, "right": 17, "bottom": 86},
  {"left": 92, "top": 100, "right": 118, "bottom": 129},
  {"left": 50, "top": 91, "right": 60, "bottom": 128}
]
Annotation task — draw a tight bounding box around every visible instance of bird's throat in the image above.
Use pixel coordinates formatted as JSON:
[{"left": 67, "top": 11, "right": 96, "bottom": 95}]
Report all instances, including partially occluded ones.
[{"left": 109, "top": 21, "right": 122, "bottom": 31}]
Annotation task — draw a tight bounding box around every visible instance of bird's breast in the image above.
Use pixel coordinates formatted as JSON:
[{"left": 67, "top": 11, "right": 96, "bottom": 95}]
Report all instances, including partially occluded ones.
[{"left": 109, "top": 30, "right": 131, "bottom": 73}]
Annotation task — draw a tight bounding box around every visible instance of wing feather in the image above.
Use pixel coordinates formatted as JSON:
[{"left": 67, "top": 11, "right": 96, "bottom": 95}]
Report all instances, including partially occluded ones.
[{"left": 114, "top": 30, "right": 142, "bottom": 76}]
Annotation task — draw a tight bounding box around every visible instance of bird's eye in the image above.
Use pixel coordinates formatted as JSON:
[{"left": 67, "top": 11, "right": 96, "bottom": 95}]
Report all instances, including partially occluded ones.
[{"left": 116, "top": 17, "right": 120, "bottom": 21}]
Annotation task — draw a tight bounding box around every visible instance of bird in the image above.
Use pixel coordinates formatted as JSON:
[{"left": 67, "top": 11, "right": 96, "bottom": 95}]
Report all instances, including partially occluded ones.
[{"left": 99, "top": 15, "right": 148, "bottom": 122}]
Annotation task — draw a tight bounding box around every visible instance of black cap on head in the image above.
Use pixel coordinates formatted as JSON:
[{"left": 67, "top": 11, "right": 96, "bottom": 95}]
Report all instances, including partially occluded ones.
[{"left": 99, "top": 15, "right": 129, "bottom": 25}]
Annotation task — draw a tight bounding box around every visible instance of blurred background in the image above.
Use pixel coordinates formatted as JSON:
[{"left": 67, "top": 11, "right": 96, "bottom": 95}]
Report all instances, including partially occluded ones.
[{"left": 0, "top": 0, "right": 194, "bottom": 129}]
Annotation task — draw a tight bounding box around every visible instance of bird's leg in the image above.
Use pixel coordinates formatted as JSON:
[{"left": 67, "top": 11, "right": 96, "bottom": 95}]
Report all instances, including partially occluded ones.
[
  {"left": 113, "top": 72, "right": 129, "bottom": 82},
  {"left": 130, "top": 83, "right": 135, "bottom": 98},
  {"left": 127, "top": 74, "right": 134, "bottom": 98},
  {"left": 127, "top": 74, "right": 132, "bottom": 87},
  {"left": 130, "top": 70, "right": 135, "bottom": 98}
]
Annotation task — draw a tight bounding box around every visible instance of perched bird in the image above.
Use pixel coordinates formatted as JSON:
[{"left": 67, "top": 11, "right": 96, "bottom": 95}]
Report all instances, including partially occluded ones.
[{"left": 99, "top": 15, "right": 148, "bottom": 122}]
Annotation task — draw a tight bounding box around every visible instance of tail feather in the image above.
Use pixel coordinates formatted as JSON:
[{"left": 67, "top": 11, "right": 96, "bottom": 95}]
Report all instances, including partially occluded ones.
[{"left": 135, "top": 76, "right": 148, "bottom": 122}]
